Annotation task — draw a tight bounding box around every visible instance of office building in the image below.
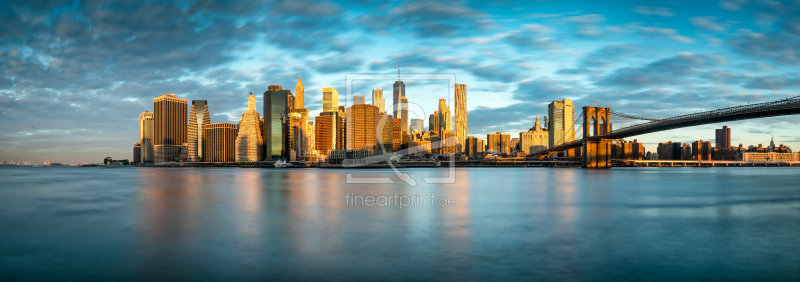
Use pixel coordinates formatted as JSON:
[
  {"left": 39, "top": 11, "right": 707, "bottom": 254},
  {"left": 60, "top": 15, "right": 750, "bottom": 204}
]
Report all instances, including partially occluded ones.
[
  {"left": 294, "top": 75, "right": 304, "bottom": 109},
  {"left": 519, "top": 115, "right": 549, "bottom": 154},
  {"left": 692, "top": 140, "right": 712, "bottom": 160},
  {"left": 464, "top": 136, "right": 485, "bottom": 157},
  {"left": 133, "top": 143, "right": 141, "bottom": 164},
  {"left": 392, "top": 118, "right": 402, "bottom": 152},
  {"left": 436, "top": 99, "right": 452, "bottom": 132},
  {"left": 235, "top": 93, "right": 264, "bottom": 162},
  {"left": 138, "top": 111, "right": 154, "bottom": 163},
  {"left": 548, "top": 99, "right": 575, "bottom": 153},
  {"left": 740, "top": 152, "right": 800, "bottom": 161},
  {"left": 410, "top": 118, "right": 424, "bottom": 134},
  {"left": 315, "top": 113, "right": 337, "bottom": 156},
  {"left": 353, "top": 96, "right": 366, "bottom": 105},
  {"left": 188, "top": 100, "right": 210, "bottom": 161},
  {"left": 372, "top": 89, "right": 385, "bottom": 114},
  {"left": 715, "top": 125, "right": 731, "bottom": 149},
  {"left": 153, "top": 94, "right": 188, "bottom": 162},
  {"left": 487, "top": 132, "right": 511, "bottom": 155},
  {"left": 323, "top": 87, "right": 339, "bottom": 112},
  {"left": 204, "top": 123, "right": 238, "bottom": 162},
  {"left": 400, "top": 97, "right": 409, "bottom": 135},
  {"left": 392, "top": 68, "right": 405, "bottom": 119},
  {"left": 264, "top": 86, "right": 292, "bottom": 160},
  {"left": 346, "top": 104, "right": 379, "bottom": 150},
  {"left": 454, "top": 83, "right": 467, "bottom": 153}
]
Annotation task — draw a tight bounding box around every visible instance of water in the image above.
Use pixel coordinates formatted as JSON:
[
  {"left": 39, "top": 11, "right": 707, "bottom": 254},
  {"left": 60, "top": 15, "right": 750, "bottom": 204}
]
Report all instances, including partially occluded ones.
[{"left": 1, "top": 166, "right": 799, "bottom": 281}]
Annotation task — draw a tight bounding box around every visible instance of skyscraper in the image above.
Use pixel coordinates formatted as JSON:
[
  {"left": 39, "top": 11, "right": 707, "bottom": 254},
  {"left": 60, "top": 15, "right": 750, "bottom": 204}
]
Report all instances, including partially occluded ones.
[
  {"left": 436, "top": 99, "right": 452, "bottom": 132},
  {"left": 294, "top": 75, "right": 304, "bottom": 109},
  {"left": 353, "top": 96, "right": 366, "bottom": 105},
  {"left": 236, "top": 93, "right": 263, "bottom": 162},
  {"left": 323, "top": 87, "right": 339, "bottom": 112},
  {"left": 400, "top": 97, "right": 409, "bottom": 134},
  {"left": 153, "top": 94, "right": 188, "bottom": 162},
  {"left": 548, "top": 99, "right": 575, "bottom": 152},
  {"left": 520, "top": 114, "right": 549, "bottom": 154},
  {"left": 454, "top": 83, "right": 468, "bottom": 153},
  {"left": 346, "top": 104, "right": 379, "bottom": 150},
  {"left": 264, "top": 86, "right": 292, "bottom": 160},
  {"left": 464, "top": 136, "right": 485, "bottom": 157},
  {"left": 188, "top": 100, "right": 210, "bottom": 162},
  {"left": 393, "top": 65, "right": 405, "bottom": 119},
  {"left": 138, "top": 111, "right": 154, "bottom": 163},
  {"left": 372, "top": 89, "right": 384, "bottom": 114},
  {"left": 315, "top": 113, "right": 336, "bottom": 156},
  {"left": 715, "top": 125, "right": 731, "bottom": 149},
  {"left": 410, "top": 118, "right": 424, "bottom": 134},
  {"left": 204, "top": 123, "right": 238, "bottom": 162}
]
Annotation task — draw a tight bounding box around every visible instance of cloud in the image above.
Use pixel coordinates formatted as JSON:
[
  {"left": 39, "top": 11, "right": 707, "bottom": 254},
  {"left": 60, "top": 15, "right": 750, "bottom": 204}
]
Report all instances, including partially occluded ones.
[
  {"left": 597, "top": 53, "right": 724, "bottom": 87},
  {"left": 690, "top": 16, "right": 729, "bottom": 32},
  {"left": 744, "top": 74, "right": 800, "bottom": 90},
  {"left": 580, "top": 44, "right": 642, "bottom": 68},
  {"left": 632, "top": 6, "right": 675, "bottom": 17},
  {"left": 727, "top": 31, "right": 800, "bottom": 65},
  {"left": 357, "top": 0, "right": 490, "bottom": 38},
  {"left": 719, "top": 0, "right": 749, "bottom": 11},
  {"left": 559, "top": 14, "right": 607, "bottom": 37}
]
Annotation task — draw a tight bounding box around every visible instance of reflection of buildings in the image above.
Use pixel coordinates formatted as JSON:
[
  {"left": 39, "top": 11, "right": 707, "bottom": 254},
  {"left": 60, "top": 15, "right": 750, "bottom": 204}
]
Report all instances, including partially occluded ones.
[{"left": 153, "top": 94, "right": 188, "bottom": 162}]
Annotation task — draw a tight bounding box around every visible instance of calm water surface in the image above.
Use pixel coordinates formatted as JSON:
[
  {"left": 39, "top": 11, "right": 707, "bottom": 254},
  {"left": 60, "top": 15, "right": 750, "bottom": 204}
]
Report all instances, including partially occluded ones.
[{"left": 1, "top": 166, "right": 799, "bottom": 281}]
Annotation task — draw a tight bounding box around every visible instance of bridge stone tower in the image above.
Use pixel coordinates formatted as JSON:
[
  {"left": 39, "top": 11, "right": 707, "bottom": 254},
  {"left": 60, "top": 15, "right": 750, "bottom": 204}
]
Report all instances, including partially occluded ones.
[{"left": 582, "top": 107, "right": 612, "bottom": 168}]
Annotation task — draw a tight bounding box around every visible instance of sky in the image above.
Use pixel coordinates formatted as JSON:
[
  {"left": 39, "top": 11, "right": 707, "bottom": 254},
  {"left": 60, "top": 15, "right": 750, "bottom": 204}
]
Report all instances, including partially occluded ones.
[{"left": 1, "top": 0, "right": 800, "bottom": 163}]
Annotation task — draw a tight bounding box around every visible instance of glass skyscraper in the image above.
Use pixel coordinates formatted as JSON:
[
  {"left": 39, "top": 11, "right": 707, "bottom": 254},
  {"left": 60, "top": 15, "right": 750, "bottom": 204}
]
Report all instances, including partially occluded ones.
[{"left": 264, "top": 85, "right": 291, "bottom": 161}]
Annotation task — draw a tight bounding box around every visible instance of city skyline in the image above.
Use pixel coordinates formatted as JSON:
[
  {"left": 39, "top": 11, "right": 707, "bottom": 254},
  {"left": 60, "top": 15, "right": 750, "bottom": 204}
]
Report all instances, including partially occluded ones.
[{"left": 2, "top": 0, "right": 800, "bottom": 163}]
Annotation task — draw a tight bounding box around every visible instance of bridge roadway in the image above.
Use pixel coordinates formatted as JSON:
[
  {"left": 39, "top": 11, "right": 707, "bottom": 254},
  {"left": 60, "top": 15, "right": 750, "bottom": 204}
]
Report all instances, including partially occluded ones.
[{"left": 532, "top": 96, "right": 800, "bottom": 158}]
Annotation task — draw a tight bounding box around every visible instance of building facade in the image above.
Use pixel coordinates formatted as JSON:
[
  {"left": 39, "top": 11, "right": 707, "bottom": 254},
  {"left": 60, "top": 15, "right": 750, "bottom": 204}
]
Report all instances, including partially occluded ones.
[
  {"left": 153, "top": 94, "right": 188, "bottom": 162},
  {"left": 548, "top": 99, "right": 575, "bottom": 152},
  {"left": 372, "top": 89, "right": 385, "bottom": 114},
  {"left": 392, "top": 79, "right": 405, "bottom": 119},
  {"left": 235, "top": 93, "right": 264, "bottom": 162},
  {"left": 692, "top": 140, "right": 712, "bottom": 160},
  {"left": 323, "top": 87, "right": 339, "bottom": 113},
  {"left": 294, "top": 75, "right": 304, "bottom": 109},
  {"left": 139, "top": 111, "right": 155, "bottom": 163},
  {"left": 454, "top": 83, "right": 467, "bottom": 153},
  {"left": 740, "top": 152, "right": 800, "bottom": 161},
  {"left": 487, "top": 132, "right": 511, "bottom": 155},
  {"left": 204, "top": 123, "right": 238, "bottom": 162},
  {"left": 519, "top": 114, "right": 548, "bottom": 154},
  {"left": 346, "top": 104, "right": 379, "bottom": 150},
  {"left": 264, "top": 86, "right": 292, "bottom": 160},
  {"left": 188, "top": 100, "right": 210, "bottom": 162},
  {"left": 715, "top": 125, "right": 731, "bottom": 149}
]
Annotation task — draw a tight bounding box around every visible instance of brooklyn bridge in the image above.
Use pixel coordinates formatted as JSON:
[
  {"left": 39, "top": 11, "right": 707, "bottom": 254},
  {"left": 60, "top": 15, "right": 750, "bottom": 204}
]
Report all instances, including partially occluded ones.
[{"left": 529, "top": 96, "right": 800, "bottom": 168}]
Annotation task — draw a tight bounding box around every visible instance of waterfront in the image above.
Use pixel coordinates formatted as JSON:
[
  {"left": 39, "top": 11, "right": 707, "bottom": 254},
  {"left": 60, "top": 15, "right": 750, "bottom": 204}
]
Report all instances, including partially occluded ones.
[{"left": 1, "top": 166, "right": 799, "bottom": 281}]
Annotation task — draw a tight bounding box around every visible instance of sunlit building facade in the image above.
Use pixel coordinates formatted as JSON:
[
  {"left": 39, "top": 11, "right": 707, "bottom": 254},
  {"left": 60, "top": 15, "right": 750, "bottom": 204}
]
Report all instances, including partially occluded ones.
[
  {"left": 188, "top": 100, "right": 210, "bottom": 161},
  {"left": 487, "top": 132, "right": 511, "bottom": 155},
  {"left": 548, "top": 99, "right": 574, "bottom": 150},
  {"left": 323, "top": 87, "right": 339, "bottom": 113},
  {"left": 264, "top": 85, "right": 292, "bottom": 160},
  {"left": 204, "top": 123, "right": 238, "bottom": 162},
  {"left": 519, "top": 115, "right": 549, "bottom": 154},
  {"left": 372, "top": 88, "right": 385, "bottom": 114},
  {"left": 153, "top": 94, "right": 187, "bottom": 162},
  {"left": 454, "top": 83, "right": 468, "bottom": 153},
  {"left": 346, "top": 104, "right": 379, "bottom": 150},
  {"left": 236, "top": 93, "right": 264, "bottom": 162}
]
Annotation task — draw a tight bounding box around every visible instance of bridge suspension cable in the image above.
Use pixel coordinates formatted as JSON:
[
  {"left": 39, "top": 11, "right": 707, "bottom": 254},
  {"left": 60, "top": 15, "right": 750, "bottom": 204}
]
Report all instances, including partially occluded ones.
[{"left": 609, "top": 110, "right": 660, "bottom": 121}]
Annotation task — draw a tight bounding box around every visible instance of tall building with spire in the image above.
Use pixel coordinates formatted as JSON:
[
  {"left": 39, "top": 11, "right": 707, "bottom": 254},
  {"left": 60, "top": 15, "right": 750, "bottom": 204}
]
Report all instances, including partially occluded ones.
[
  {"left": 236, "top": 93, "right": 263, "bottom": 162},
  {"left": 520, "top": 114, "right": 549, "bottom": 154},
  {"left": 454, "top": 83, "right": 467, "bottom": 152},
  {"left": 393, "top": 64, "right": 405, "bottom": 119},
  {"left": 372, "top": 89, "right": 384, "bottom": 114},
  {"left": 188, "top": 100, "right": 210, "bottom": 161},
  {"left": 294, "top": 75, "right": 304, "bottom": 109}
]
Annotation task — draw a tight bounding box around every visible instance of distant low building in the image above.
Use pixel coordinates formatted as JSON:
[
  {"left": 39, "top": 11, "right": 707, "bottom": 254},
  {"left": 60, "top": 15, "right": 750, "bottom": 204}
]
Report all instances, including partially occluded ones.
[{"left": 739, "top": 152, "right": 800, "bottom": 161}]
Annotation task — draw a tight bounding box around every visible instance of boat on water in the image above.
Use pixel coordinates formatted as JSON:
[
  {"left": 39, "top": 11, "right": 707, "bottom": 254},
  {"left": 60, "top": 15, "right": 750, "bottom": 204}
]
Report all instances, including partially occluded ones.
[{"left": 274, "top": 160, "right": 293, "bottom": 168}]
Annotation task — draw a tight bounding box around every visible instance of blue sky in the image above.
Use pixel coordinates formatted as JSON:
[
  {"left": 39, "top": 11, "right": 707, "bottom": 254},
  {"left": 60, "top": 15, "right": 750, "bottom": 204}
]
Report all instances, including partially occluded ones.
[{"left": 1, "top": 0, "right": 799, "bottom": 163}]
